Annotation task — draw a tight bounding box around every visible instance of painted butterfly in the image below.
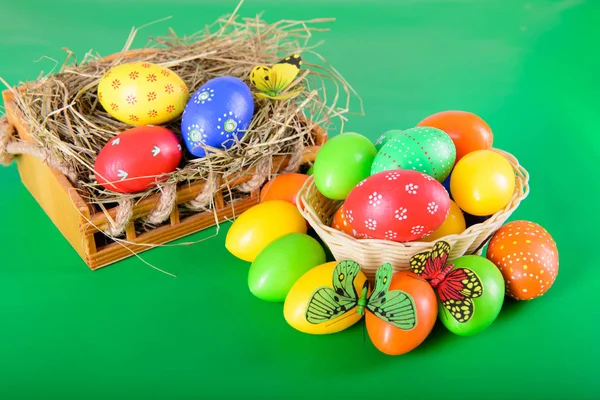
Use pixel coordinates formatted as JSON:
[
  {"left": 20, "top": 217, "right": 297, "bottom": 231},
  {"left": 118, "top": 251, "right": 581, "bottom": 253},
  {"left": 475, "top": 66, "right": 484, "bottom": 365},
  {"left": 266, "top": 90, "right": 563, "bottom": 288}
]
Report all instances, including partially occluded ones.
[
  {"left": 305, "top": 261, "right": 417, "bottom": 330},
  {"left": 410, "top": 241, "right": 483, "bottom": 323},
  {"left": 250, "top": 54, "right": 303, "bottom": 100}
]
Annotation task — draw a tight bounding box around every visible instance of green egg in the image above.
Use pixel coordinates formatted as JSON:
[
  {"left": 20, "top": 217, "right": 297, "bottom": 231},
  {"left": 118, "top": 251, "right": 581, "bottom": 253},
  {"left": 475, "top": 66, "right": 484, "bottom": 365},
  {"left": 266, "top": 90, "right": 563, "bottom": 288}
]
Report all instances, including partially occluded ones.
[
  {"left": 248, "top": 233, "right": 326, "bottom": 302},
  {"left": 313, "top": 132, "right": 376, "bottom": 200},
  {"left": 374, "top": 129, "right": 403, "bottom": 151},
  {"left": 370, "top": 127, "right": 456, "bottom": 182},
  {"left": 438, "top": 255, "right": 505, "bottom": 336}
]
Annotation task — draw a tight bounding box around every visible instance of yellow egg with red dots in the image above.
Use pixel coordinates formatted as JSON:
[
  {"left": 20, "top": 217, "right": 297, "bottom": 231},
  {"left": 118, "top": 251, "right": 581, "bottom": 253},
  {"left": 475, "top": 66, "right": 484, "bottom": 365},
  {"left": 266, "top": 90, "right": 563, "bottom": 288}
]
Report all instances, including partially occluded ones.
[
  {"left": 97, "top": 62, "right": 189, "bottom": 126},
  {"left": 486, "top": 220, "right": 559, "bottom": 300}
]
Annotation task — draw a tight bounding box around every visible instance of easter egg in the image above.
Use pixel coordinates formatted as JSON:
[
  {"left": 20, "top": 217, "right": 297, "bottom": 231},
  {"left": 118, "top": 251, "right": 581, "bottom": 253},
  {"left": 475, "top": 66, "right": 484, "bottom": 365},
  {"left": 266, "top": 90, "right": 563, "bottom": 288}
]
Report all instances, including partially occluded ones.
[
  {"left": 438, "top": 255, "right": 505, "bottom": 336},
  {"left": 260, "top": 173, "right": 309, "bottom": 206},
  {"left": 366, "top": 271, "right": 438, "bottom": 355},
  {"left": 181, "top": 76, "right": 254, "bottom": 158},
  {"left": 225, "top": 200, "right": 307, "bottom": 262},
  {"left": 344, "top": 170, "right": 451, "bottom": 242},
  {"left": 420, "top": 200, "right": 466, "bottom": 241},
  {"left": 94, "top": 126, "right": 182, "bottom": 193},
  {"left": 313, "top": 132, "right": 377, "bottom": 200},
  {"left": 284, "top": 261, "right": 368, "bottom": 334},
  {"left": 370, "top": 127, "right": 456, "bottom": 182},
  {"left": 486, "top": 221, "right": 559, "bottom": 300},
  {"left": 248, "top": 233, "right": 326, "bottom": 302},
  {"left": 417, "top": 110, "right": 494, "bottom": 162},
  {"left": 374, "top": 129, "right": 403, "bottom": 151},
  {"left": 450, "top": 150, "right": 515, "bottom": 216},
  {"left": 331, "top": 204, "right": 371, "bottom": 239},
  {"left": 97, "top": 62, "right": 189, "bottom": 126},
  {"left": 306, "top": 164, "right": 314, "bottom": 176}
]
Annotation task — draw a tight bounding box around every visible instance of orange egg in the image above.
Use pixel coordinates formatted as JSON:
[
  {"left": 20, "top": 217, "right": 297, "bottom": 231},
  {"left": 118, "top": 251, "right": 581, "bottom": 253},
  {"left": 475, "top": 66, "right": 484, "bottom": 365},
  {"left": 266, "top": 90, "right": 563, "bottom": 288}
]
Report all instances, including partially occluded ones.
[
  {"left": 365, "top": 271, "right": 438, "bottom": 355},
  {"left": 331, "top": 204, "right": 371, "bottom": 239},
  {"left": 486, "top": 221, "right": 559, "bottom": 300},
  {"left": 260, "top": 173, "right": 309, "bottom": 206}
]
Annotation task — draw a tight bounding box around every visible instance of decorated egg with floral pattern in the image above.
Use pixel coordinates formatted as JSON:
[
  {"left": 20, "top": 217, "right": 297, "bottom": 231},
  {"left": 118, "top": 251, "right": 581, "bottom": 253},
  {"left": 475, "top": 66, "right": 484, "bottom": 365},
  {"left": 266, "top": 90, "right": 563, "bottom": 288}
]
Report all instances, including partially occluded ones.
[
  {"left": 94, "top": 126, "right": 182, "bottom": 193},
  {"left": 181, "top": 76, "right": 254, "bottom": 158},
  {"left": 97, "top": 62, "right": 189, "bottom": 126},
  {"left": 344, "top": 170, "right": 451, "bottom": 242}
]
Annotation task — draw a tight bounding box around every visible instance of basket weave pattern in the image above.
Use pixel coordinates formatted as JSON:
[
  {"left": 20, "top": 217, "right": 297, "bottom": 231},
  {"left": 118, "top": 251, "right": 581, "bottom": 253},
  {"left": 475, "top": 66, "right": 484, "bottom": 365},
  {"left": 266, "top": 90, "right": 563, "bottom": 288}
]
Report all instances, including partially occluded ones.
[{"left": 298, "top": 149, "right": 529, "bottom": 280}]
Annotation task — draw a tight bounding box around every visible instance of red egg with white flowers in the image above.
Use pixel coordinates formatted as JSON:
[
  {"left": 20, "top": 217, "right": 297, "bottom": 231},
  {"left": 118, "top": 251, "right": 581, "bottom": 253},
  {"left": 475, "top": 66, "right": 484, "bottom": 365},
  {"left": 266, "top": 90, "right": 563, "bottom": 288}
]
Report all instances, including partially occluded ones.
[
  {"left": 94, "top": 126, "right": 182, "bottom": 193},
  {"left": 344, "top": 170, "right": 450, "bottom": 242}
]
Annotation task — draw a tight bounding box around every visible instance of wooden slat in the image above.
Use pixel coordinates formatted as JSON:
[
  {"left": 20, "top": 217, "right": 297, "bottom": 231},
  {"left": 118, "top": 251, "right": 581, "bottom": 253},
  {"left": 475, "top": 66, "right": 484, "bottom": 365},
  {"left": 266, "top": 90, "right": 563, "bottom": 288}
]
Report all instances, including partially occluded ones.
[{"left": 87, "top": 194, "right": 259, "bottom": 269}]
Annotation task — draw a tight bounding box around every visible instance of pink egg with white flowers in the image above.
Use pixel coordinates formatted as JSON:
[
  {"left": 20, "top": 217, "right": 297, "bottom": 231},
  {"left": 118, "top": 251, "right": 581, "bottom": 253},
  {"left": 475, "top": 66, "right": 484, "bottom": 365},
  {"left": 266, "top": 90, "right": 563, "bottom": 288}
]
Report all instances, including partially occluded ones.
[{"left": 344, "top": 170, "right": 451, "bottom": 242}]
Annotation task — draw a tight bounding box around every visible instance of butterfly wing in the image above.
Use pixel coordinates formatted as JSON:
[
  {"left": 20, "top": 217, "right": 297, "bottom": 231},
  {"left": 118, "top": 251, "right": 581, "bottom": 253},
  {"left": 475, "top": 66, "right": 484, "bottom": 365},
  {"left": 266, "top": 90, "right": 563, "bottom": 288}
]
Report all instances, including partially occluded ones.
[
  {"left": 365, "top": 263, "right": 417, "bottom": 330},
  {"left": 438, "top": 267, "right": 484, "bottom": 323},
  {"left": 305, "top": 287, "right": 358, "bottom": 324},
  {"left": 270, "top": 54, "right": 301, "bottom": 92},
  {"left": 305, "top": 260, "right": 360, "bottom": 324},
  {"left": 410, "top": 241, "right": 451, "bottom": 279},
  {"left": 370, "top": 262, "right": 393, "bottom": 300},
  {"left": 251, "top": 54, "right": 302, "bottom": 99},
  {"left": 250, "top": 65, "right": 275, "bottom": 94}
]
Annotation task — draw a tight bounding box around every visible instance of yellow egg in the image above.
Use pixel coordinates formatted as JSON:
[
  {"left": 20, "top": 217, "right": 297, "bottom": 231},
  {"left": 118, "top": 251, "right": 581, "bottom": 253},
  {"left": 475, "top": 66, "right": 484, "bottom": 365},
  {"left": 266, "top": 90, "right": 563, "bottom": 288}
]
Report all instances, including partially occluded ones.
[
  {"left": 97, "top": 62, "right": 189, "bottom": 126},
  {"left": 225, "top": 200, "right": 307, "bottom": 262},
  {"left": 420, "top": 200, "right": 466, "bottom": 241},
  {"left": 283, "top": 262, "right": 368, "bottom": 335}
]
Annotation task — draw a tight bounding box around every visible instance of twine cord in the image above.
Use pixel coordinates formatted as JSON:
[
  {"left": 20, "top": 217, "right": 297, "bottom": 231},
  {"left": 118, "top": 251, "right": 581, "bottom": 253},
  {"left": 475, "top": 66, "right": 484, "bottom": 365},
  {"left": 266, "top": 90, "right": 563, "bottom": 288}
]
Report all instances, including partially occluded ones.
[{"left": 0, "top": 116, "right": 78, "bottom": 182}]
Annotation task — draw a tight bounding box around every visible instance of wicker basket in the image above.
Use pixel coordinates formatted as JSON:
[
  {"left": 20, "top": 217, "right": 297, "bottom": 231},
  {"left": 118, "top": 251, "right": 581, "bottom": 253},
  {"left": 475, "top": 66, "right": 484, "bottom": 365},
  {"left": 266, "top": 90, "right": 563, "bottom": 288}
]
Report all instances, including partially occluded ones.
[{"left": 297, "top": 149, "right": 529, "bottom": 280}]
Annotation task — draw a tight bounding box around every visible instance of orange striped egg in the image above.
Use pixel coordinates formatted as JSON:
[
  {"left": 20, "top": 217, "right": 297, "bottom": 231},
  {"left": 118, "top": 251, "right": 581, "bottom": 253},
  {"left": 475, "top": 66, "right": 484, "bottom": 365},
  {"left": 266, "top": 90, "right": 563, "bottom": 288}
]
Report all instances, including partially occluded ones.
[
  {"left": 98, "top": 62, "right": 189, "bottom": 126},
  {"left": 486, "top": 220, "right": 558, "bottom": 300}
]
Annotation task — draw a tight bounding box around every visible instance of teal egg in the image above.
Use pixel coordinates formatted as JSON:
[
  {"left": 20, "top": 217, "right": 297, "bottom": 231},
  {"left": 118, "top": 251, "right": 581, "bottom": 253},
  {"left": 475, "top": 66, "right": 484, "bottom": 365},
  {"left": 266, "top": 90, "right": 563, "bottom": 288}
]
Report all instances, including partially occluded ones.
[
  {"left": 370, "top": 127, "right": 456, "bottom": 182},
  {"left": 374, "top": 129, "right": 403, "bottom": 151},
  {"left": 438, "top": 255, "right": 505, "bottom": 336},
  {"left": 313, "top": 132, "right": 376, "bottom": 200},
  {"left": 248, "top": 233, "right": 326, "bottom": 302}
]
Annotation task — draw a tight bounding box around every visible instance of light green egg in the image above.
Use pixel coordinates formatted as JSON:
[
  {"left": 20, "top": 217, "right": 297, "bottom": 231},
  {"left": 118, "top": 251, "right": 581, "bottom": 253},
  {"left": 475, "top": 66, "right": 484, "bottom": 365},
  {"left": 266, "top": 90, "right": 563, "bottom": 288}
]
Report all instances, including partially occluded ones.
[
  {"left": 438, "top": 255, "right": 505, "bottom": 336},
  {"left": 248, "top": 233, "right": 326, "bottom": 302},
  {"left": 370, "top": 127, "right": 456, "bottom": 182},
  {"left": 313, "top": 132, "right": 376, "bottom": 200}
]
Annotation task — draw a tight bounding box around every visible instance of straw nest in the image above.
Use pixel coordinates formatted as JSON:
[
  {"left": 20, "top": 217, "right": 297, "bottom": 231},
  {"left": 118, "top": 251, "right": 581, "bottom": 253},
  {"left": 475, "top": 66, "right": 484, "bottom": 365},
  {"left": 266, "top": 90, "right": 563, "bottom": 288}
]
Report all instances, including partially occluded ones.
[{"left": 2, "top": 4, "right": 358, "bottom": 215}]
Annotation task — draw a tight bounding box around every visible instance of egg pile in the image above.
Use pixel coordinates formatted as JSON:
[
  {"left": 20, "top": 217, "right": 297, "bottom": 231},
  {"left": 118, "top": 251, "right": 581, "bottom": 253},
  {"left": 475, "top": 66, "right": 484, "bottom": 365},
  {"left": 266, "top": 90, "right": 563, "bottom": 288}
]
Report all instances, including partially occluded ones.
[
  {"left": 94, "top": 62, "right": 254, "bottom": 193},
  {"left": 225, "top": 109, "right": 559, "bottom": 356}
]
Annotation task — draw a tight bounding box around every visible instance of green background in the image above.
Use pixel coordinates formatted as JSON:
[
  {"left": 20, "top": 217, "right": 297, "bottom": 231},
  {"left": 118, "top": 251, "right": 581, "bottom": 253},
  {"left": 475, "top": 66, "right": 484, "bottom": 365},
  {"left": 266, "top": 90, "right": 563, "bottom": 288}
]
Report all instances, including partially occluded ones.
[{"left": 0, "top": 0, "right": 598, "bottom": 398}]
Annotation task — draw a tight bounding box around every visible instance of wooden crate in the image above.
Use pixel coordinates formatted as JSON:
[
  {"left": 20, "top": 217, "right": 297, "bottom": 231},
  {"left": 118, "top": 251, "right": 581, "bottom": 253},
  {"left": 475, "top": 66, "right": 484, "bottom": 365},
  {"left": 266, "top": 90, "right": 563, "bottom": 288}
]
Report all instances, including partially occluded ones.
[{"left": 2, "top": 71, "right": 326, "bottom": 270}]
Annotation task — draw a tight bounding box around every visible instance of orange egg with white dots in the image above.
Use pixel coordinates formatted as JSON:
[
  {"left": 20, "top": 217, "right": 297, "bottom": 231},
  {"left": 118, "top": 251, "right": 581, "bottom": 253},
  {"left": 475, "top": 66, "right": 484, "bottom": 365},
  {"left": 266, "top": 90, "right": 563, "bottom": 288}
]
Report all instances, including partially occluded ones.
[
  {"left": 486, "top": 220, "right": 558, "bottom": 300},
  {"left": 331, "top": 204, "right": 371, "bottom": 239}
]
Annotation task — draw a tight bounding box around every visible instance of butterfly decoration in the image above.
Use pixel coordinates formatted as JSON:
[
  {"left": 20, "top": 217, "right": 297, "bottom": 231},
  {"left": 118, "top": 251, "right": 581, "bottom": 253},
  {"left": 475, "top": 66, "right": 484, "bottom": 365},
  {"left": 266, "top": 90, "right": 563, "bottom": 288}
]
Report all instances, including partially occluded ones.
[
  {"left": 305, "top": 261, "right": 417, "bottom": 331},
  {"left": 250, "top": 54, "right": 303, "bottom": 100},
  {"left": 410, "top": 241, "right": 484, "bottom": 323}
]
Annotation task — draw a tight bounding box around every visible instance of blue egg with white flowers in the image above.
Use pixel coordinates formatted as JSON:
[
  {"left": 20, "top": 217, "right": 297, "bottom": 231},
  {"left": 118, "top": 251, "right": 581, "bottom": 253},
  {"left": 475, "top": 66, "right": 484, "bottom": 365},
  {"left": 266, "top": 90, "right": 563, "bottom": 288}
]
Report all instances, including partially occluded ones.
[{"left": 181, "top": 76, "right": 254, "bottom": 158}]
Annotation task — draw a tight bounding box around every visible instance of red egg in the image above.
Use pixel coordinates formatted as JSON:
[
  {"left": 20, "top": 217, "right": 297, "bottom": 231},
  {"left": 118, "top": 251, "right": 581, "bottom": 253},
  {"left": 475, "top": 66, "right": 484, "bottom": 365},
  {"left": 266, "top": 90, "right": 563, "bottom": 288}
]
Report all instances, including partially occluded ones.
[
  {"left": 486, "top": 220, "right": 559, "bottom": 300},
  {"left": 94, "top": 126, "right": 182, "bottom": 193},
  {"left": 345, "top": 170, "right": 450, "bottom": 241}
]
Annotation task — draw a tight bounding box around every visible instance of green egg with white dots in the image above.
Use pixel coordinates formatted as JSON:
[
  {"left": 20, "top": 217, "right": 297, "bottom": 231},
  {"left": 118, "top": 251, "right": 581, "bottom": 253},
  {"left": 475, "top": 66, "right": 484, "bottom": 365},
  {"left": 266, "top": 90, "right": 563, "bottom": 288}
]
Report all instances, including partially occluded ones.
[{"left": 370, "top": 127, "right": 456, "bottom": 182}]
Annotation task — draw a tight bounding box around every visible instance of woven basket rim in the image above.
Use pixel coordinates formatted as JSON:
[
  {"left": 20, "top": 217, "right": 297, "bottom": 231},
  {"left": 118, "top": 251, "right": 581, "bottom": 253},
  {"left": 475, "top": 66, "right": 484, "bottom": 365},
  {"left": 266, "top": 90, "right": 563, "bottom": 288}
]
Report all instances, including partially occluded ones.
[{"left": 296, "top": 147, "right": 530, "bottom": 251}]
